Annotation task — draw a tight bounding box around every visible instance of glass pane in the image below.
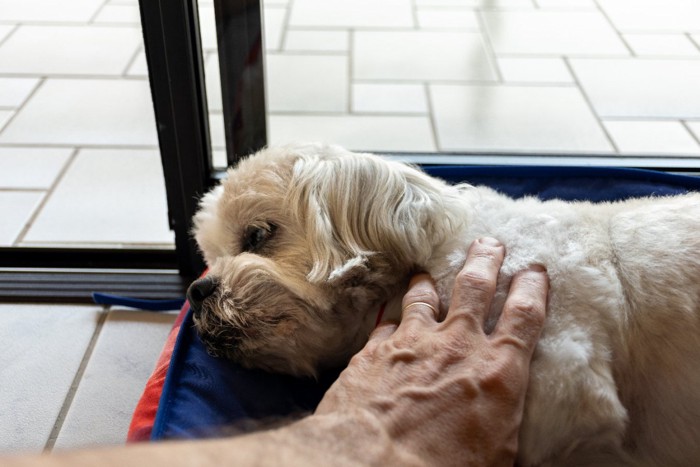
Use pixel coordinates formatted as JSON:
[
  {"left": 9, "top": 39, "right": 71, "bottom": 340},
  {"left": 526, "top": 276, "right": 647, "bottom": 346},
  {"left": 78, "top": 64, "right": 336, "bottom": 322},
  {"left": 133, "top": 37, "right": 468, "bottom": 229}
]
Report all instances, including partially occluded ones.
[
  {"left": 0, "top": 2, "right": 174, "bottom": 250},
  {"left": 207, "top": 0, "right": 700, "bottom": 168}
]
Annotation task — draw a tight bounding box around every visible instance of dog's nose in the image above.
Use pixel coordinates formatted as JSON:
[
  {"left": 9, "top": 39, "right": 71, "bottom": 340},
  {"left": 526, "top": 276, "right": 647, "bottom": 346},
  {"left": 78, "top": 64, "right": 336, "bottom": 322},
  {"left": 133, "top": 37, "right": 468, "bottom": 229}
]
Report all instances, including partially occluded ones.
[{"left": 187, "top": 276, "right": 218, "bottom": 311}]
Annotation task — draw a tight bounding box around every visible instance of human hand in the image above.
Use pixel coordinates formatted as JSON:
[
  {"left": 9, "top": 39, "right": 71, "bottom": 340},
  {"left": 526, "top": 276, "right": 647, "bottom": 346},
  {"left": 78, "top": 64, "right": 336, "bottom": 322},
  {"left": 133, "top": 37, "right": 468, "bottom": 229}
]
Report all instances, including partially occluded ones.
[{"left": 314, "top": 237, "right": 548, "bottom": 466}]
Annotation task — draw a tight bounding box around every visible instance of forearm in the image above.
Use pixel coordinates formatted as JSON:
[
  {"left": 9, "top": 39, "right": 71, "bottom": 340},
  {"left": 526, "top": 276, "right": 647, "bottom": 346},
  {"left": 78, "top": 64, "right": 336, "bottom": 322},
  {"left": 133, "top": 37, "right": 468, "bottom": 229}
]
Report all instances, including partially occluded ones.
[{"left": 4, "top": 411, "right": 413, "bottom": 467}]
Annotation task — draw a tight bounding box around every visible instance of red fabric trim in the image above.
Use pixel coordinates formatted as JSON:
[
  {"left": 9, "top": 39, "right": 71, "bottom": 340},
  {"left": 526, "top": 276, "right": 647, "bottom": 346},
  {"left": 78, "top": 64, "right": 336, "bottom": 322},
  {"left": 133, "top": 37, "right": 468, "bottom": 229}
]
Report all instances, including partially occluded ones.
[{"left": 126, "top": 300, "right": 190, "bottom": 442}]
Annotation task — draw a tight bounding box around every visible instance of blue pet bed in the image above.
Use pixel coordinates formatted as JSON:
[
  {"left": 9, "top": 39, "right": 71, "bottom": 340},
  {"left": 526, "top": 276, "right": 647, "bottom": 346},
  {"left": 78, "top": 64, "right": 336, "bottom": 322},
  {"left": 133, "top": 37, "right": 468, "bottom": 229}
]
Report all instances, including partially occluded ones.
[{"left": 135, "top": 166, "right": 700, "bottom": 441}]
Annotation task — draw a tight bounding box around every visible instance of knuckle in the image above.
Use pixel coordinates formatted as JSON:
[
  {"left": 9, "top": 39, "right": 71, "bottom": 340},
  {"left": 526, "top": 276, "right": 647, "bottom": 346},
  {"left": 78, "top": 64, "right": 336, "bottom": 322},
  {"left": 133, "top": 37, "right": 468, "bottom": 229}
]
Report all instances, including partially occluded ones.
[
  {"left": 455, "top": 269, "right": 494, "bottom": 293},
  {"left": 507, "top": 299, "right": 546, "bottom": 328},
  {"left": 402, "top": 288, "right": 439, "bottom": 309}
]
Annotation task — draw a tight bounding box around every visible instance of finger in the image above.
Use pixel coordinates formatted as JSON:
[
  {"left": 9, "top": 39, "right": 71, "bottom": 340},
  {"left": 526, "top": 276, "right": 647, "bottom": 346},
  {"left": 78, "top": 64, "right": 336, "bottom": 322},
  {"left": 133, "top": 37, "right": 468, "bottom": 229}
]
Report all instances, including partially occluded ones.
[
  {"left": 491, "top": 264, "right": 548, "bottom": 358},
  {"left": 400, "top": 274, "right": 441, "bottom": 325},
  {"left": 444, "top": 237, "right": 505, "bottom": 332}
]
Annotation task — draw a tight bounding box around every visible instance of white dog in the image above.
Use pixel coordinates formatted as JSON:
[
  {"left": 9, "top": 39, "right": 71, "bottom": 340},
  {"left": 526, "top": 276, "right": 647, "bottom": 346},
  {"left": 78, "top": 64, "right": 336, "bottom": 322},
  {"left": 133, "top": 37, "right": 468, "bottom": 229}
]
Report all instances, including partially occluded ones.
[{"left": 189, "top": 143, "right": 700, "bottom": 466}]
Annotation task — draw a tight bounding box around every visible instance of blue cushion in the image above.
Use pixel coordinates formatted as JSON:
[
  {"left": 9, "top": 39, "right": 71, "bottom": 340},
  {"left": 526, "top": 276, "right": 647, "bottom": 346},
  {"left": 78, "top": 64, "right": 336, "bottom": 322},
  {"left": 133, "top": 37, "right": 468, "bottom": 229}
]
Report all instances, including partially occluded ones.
[{"left": 151, "top": 165, "right": 700, "bottom": 440}]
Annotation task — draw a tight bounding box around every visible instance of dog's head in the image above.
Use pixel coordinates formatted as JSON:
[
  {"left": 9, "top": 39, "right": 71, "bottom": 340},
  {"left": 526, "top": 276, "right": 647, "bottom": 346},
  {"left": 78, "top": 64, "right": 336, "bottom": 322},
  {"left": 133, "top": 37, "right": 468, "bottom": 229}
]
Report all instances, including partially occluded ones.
[{"left": 189, "top": 143, "right": 461, "bottom": 376}]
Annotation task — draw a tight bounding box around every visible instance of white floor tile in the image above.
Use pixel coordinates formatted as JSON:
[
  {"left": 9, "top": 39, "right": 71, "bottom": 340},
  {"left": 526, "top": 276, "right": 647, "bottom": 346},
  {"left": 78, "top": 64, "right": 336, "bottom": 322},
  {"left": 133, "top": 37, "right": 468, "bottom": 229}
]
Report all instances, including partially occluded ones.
[
  {"left": 0, "top": 25, "right": 143, "bottom": 76},
  {"left": 430, "top": 84, "right": 612, "bottom": 152},
  {"left": 688, "top": 121, "right": 700, "bottom": 143},
  {"left": 0, "top": 304, "right": 102, "bottom": 454},
  {"left": 0, "top": 0, "right": 104, "bottom": 22},
  {"left": 604, "top": 121, "right": 700, "bottom": 155},
  {"left": 269, "top": 114, "right": 436, "bottom": 152},
  {"left": 497, "top": 57, "right": 573, "bottom": 83},
  {"left": 264, "top": 7, "right": 287, "bottom": 51},
  {"left": 0, "top": 110, "right": 12, "bottom": 131},
  {"left": 352, "top": 83, "right": 428, "bottom": 113},
  {"left": 598, "top": 0, "right": 700, "bottom": 33},
  {"left": 284, "top": 30, "right": 349, "bottom": 52},
  {"left": 93, "top": 4, "right": 141, "bottom": 24},
  {"left": 354, "top": 31, "right": 495, "bottom": 81},
  {"left": 624, "top": 34, "right": 699, "bottom": 57},
  {"left": 22, "top": 149, "right": 173, "bottom": 246},
  {"left": 0, "top": 79, "right": 158, "bottom": 146},
  {"left": 209, "top": 113, "right": 225, "bottom": 150},
  {"left": 0, "top": 78, "right": 39, "bottom": 107},
  {"left": 416, "top": 8, "right": 479, "bottom": 29},
  {"left": 266, "top": 54, "right": 348, "bottom": 112},
  {"left": 0, "top": 25, "right": 15, "bottom": 43},
  {"left": 52, "top": 309, "right": 176, "bottom": 450},
  {"left": 416, "top": 0, "right": 533, "bottom": 6},
  {"left": 125, "top": 50, "right": 148, "bottom": 77},
  {"left": 570, "top": 59, "right": 700, "bottom": 119},
  {"left": 482, "top": 11, "right": 628, "bottom": 56},
  {"left": 0, "top": 147, "right": 72, "bottom": 189},
  {"left": 197, "top": 4, "right": 217, "bottom": 51},
  {"left": 535, "top": 0, "right": 595, "bottom": 7},
  {"left": 204, "top": 54, "right": 222, "bottom": 112},
  {"left": 289, "top": 0, "right": 413, "bottom": 28},
  {"left": 0, "top": 191, "right": 44, "bottom": 245}
]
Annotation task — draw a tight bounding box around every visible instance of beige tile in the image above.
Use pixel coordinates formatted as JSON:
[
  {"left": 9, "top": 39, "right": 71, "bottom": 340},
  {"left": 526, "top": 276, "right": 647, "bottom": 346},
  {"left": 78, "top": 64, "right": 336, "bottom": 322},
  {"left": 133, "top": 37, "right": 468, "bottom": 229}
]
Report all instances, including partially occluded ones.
[
  {"left": 0, "top": 147, "right": 72, "bottom": 189},
  {"left": 482, "top": 10, "right": 628, "bottom": 56},
  {"left": 0, "top": 0, "right": 104, "bottom": 22},
  {"left": 604, "top": 121, "right": 700, "bottom": 155},
  {"left": 209, "top": 113, "right": 225, "bottom": 150},
  {"left": 416, "top": 0, "right": 532, "bottom": 6},
  {"left": 416, "top": 8, "right": 479, "bottom": 29},
  {"left": 269, "top": 114, "right": 436, "bottom": 152},
  {"left": 197, "top": 4, "right": 217, "bottom": 51},
  {"left": 352, "top": 83, "right": 428, "bottom": 113},
  {"left": 535, "top": 0, "right": 595, "bottom": 7},
  {"left": 354, "top": 31, "right": 495, "bottom": 81},
  {"left": 625, "top": 34, "right": 699, "bottom": 56},
  {"left": 570, "top": 59, "right": 700, "bottom": 119},
  {"left": 430, "top": 84, "right": 612, "bottom": 152},
  {"left": 0, "top": 304, "right": 102, "bottom": 454},
  {"left": 289, "top": 0, "right": 413, "bottom": 28},
  {"left": 599, "top": 0, "right": 700, "bottom": 33},
  {"left": 53, "top": 309, "right": 176, "bottom": 450},
  {"left": 0, "top": 79, "right": 158, "bottom": 146},
  {"left": 266, "top": 54, "right": 348, "bottom": 112},
  {"left": 22, "top": 149, "right": 173, "bottom": 246},
  {"left": 497, "top": 57, "right": 573, "bottom": 83},
  {"left": 0, "top": 78, "right": 39, "bottom": 107},
  {"left": 0, "top": 25, "right": 143, "bottom": 75},
  {"left": 0, "top": 191, "right": 44, "bottom": 245},
  {"left": 284, "top": 30, "right": 349, "bottom": 52}
]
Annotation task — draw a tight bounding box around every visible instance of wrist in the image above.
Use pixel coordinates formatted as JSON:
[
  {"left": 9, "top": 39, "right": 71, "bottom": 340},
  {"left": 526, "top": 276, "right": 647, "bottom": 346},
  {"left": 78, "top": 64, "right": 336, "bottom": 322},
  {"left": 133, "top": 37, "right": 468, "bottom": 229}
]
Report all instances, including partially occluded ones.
[{"left": 285, "top": 410, "right": 423, "bottom": 466}]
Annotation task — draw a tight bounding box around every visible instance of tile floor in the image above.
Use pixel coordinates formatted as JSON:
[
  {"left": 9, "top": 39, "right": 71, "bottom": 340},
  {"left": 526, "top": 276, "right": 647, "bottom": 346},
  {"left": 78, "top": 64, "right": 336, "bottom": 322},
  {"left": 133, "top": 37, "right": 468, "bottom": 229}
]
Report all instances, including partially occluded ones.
[{"left": 2, "top": 0, "right": 700, "bottom": 457}]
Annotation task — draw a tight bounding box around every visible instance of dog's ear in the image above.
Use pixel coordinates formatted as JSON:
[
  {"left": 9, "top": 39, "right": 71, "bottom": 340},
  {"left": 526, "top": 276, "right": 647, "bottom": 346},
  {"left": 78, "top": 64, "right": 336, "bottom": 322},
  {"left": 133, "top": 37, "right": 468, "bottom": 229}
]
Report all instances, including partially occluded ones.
[
  {"left": 326, "top": 255, "right": 371, "bottom": 287},
  {"left": 286, "top": 147, "right": 465, "bottom": 283}
]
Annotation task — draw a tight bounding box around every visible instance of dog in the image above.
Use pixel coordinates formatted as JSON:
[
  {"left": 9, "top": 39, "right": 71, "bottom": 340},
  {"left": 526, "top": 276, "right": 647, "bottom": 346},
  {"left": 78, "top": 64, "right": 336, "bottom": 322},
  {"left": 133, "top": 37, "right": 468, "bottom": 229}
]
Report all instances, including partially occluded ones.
[{"left": 188, "top": 143, "right": 700, "bottom": 466}]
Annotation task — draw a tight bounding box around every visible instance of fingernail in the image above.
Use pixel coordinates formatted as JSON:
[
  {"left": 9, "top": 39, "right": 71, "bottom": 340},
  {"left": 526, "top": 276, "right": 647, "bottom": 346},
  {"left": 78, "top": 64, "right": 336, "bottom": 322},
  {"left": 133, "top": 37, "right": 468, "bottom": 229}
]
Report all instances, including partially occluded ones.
[
  {"left": 478, "top": 237, "right": 502, "bottom": 247},
  {"left": 528, "top": 264, "right": 546, "bottom": 273}
]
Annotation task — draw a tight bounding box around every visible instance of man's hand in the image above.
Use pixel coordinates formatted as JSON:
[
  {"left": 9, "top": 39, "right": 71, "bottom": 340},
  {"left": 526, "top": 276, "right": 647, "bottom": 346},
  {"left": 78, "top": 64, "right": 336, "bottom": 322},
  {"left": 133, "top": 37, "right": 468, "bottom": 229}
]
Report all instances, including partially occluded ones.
[{"left": 315, "top": 237, "right": 548, "bottom": 466}]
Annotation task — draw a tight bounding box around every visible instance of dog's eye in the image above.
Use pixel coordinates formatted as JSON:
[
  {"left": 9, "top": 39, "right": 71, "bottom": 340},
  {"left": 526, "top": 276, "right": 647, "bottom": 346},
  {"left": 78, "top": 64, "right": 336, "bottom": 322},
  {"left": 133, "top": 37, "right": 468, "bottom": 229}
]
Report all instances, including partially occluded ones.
[{"left": 242, "top": 224, "right": 277, "bottom": 253}]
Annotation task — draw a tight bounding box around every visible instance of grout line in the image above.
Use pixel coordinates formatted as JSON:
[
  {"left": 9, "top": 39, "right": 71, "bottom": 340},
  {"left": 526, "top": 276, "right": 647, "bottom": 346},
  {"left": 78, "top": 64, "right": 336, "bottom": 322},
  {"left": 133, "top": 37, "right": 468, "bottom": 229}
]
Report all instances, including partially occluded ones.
[
  {"left": 13, "top": 148, "right": 79, "bottom": 246},
  {"left": 88, "top": 0, "right": 111, "bottom": 24},
  {"left": 122, "top": 46, "right": 144, "bottom": 77},
  {"left": 44, "top": 307, "right": 110, "bottom": 452},
  {"left": 276, "top": 0, "right": 294, "bottom": 51},
  {"left": 688, "top": 33, "right": 700, "bottom": 53},
  {"left": 593, "top": 0, "right": 635, "bottom": 56},
  {"left": 0, "top": 24, "right": 20, "bottom": 48},
  {"left": 562, "top": 56, "right": 620, "bottom": 154},
  {"left": 682, "top": 120, "right": 700, "bottom": 147},
  {"left": 424, "top": 82, "right": 440, "bottom": 152},
  {"left": 475, "top": 5, "right": 504, "bottom": 83},
  {"left": 0, "top": 77, "right": 46, "bottom": 138}
]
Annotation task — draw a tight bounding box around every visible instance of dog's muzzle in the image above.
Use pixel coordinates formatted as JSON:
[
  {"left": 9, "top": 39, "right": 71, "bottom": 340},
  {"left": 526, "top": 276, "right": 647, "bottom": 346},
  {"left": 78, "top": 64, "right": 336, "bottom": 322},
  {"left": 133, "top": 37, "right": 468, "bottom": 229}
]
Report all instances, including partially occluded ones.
[{"left": 187, "top": 276, "right": 218, "bottom": 312}]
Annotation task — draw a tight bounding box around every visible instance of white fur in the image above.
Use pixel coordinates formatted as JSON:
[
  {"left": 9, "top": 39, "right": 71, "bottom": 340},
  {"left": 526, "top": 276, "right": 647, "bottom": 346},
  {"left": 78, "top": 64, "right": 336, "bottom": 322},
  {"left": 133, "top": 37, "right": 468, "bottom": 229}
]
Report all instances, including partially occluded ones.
[{"left": 193, "top": 143, "right": 700, "bottom": 466}]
